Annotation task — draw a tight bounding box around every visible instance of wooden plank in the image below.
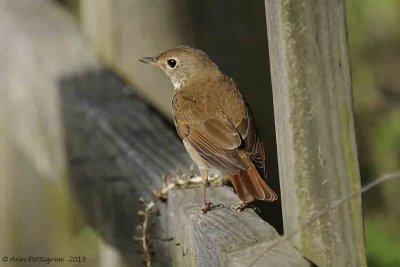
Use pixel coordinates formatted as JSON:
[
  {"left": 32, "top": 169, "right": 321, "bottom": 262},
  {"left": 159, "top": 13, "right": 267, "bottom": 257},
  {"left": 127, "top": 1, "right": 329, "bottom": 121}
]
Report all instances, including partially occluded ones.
[
  {"left": 80, "top": 0, "right": 116, "bottom": 65},
  {"left": 264, "top": 0, "right": 366, "bottom": 266},
  {"left": 168, "top": 187, "right": 310, "bottom": 267},
  {"left": 0, "top": 0, "right": 75, "bottom": 181}
]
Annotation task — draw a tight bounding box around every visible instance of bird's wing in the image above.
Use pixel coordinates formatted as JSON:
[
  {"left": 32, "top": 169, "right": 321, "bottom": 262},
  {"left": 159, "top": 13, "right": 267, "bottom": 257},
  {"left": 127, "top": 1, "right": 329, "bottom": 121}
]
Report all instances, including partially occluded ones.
[
  {"left": 220, "top": 78, "right": 266, "bottom": 176},
  {"left": 173, "top": 93, "right": 246, "bottom": 172},
  {"left": 235, "top": 109, "right": 266, "bottom": 176},
  {"left": 172, "top": 80, "right": 266, "bottom": 176}
]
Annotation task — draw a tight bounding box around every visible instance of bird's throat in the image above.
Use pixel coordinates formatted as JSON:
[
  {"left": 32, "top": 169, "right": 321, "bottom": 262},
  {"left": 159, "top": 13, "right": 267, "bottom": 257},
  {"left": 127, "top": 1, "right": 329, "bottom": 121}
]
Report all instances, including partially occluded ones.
[{"left": 171, "top": 76, "right": 187, "bottom": 90}]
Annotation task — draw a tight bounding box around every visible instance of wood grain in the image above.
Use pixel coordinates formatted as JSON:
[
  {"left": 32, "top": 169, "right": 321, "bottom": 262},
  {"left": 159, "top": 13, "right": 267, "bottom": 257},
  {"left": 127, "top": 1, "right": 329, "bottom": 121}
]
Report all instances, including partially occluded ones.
[
  {"left": 168, "top": 187, "right": 310, "bottom": 267},
  {"left": 265, "top": 0, "right": 366, "bottom": 266}
]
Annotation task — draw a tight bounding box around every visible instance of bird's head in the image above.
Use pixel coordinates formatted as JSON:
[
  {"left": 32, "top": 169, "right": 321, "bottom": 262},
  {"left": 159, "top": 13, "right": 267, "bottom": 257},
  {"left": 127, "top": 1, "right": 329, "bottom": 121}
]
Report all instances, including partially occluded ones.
[{"left": 140, "top": 46, "right": 220, "bottom": 89}]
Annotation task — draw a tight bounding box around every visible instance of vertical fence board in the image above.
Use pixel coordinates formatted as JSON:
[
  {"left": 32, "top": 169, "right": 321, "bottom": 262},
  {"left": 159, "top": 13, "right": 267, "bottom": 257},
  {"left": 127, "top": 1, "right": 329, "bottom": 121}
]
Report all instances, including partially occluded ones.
[
  {"left": 0, "top": 1, "right": 121, "bottom": 266},
  {"left": 265, "top": 0, "right": 366, "bottom": 266},
  {"left": 80, "top": 0, "right": 116, "bottom": 65}
]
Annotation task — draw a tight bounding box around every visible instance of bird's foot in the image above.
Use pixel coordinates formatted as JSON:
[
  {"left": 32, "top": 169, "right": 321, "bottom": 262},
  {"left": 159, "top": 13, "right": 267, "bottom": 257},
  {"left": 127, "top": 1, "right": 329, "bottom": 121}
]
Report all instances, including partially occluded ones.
[
  {"left": 235, "top": 202, "right": 246, "bottom": 212},
  {"left": 202, "top": 202, "right": 213, "bottom": 214}
]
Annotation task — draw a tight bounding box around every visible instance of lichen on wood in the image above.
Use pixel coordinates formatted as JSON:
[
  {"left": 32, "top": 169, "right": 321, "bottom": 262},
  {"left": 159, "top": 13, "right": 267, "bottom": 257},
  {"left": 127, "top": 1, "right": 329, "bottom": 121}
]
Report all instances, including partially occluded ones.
[{"left": 265, "top": 0, "right": 366, "bottom": 266}]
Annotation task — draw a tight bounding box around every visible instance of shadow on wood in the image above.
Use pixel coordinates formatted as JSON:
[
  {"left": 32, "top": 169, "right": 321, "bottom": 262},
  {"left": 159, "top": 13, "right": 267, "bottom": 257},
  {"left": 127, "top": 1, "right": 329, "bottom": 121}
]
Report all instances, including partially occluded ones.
[{"left": 60, "top": 68, "right": 191, "bottom": 266}]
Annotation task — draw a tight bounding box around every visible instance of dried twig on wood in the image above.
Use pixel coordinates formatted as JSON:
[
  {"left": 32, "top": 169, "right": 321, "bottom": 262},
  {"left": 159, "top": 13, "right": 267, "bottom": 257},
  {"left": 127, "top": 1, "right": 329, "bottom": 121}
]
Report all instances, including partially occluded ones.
[{"left": 134, "top": 200, "right": 156, "bottom": 267}]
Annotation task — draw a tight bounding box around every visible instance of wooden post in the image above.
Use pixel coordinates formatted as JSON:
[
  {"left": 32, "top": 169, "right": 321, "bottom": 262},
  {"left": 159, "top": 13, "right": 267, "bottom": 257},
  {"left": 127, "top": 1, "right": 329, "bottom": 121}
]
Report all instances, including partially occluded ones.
[{"left": 265, "top": 1, "right": 366, "bottom": 266}]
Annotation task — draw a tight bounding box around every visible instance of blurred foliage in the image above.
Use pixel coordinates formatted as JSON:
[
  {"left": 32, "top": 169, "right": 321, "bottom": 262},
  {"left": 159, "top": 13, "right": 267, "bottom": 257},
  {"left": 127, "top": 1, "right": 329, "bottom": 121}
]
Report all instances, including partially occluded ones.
[
  {"left": 347, "top": 0, "right": 400, "bottom": 266},
  {"left": 365, "top": 218, "right": 400, "bottom": 267}
]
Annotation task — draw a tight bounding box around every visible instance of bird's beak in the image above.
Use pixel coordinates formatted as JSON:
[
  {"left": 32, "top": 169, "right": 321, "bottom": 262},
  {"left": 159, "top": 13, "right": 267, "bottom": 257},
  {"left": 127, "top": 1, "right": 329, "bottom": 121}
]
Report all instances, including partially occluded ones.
[{"left": 139, "top": 56, "right": 156, "bottom": 64}]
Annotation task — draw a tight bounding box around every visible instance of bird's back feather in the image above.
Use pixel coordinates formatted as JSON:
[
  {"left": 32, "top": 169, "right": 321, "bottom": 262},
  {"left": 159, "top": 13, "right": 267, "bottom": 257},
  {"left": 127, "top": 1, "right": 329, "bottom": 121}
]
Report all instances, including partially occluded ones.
[{"left": 172, "top": 69, "right": 277, "bottom": 202}]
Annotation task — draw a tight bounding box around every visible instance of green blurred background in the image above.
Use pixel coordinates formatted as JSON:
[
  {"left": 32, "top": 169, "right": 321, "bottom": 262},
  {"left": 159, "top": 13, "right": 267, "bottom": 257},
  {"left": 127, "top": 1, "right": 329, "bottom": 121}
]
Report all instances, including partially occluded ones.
[{"left": 347, "top": 0, "right": 400, "bottom": 266}]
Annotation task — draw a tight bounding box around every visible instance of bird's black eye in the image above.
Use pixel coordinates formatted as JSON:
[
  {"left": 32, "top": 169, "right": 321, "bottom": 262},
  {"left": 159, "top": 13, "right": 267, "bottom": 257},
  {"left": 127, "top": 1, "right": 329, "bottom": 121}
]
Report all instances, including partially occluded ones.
[{"left": 167, "top": 59, "right": 177, "bottom": 68}]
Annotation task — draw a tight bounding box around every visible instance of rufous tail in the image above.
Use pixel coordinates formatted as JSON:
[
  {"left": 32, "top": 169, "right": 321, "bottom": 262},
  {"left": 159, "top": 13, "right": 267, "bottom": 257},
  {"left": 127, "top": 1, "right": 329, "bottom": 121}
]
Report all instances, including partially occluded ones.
[{"left": 229, "top": 161, "right": 278, "bottom": 203}]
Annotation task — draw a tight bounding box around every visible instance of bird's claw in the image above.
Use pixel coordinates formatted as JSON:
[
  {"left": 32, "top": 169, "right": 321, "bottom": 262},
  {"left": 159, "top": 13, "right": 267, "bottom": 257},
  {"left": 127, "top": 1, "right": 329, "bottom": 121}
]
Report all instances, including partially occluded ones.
[
  {"left": 202, "top": 202, "right": 213, "bottom": 213},
  {"left": 235, "top": 202, "right": 246, "bottom": 212}
]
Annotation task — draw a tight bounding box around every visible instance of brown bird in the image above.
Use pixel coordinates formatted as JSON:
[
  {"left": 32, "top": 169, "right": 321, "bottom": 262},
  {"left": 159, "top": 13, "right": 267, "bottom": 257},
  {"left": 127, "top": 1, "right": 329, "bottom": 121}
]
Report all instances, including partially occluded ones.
[{"left": 140, "top": 46, "right": 277, "bottom": 213}]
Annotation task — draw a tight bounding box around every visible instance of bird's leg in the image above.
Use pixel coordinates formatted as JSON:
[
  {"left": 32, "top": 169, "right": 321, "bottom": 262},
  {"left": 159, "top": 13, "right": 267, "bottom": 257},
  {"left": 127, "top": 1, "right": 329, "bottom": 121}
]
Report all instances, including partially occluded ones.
[
  {"left": 200, "top": 170, "right": 212, "bottom": 213},
  {"left": 235, "top": 201, "right": 246, "bottom": 212}
]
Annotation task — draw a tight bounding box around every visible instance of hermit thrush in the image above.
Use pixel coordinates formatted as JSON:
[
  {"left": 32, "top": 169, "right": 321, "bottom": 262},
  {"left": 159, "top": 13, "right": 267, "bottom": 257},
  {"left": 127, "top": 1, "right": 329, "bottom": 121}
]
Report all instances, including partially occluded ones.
[{"left": 140, "top": 46, "right": 277, "bottom": 213}]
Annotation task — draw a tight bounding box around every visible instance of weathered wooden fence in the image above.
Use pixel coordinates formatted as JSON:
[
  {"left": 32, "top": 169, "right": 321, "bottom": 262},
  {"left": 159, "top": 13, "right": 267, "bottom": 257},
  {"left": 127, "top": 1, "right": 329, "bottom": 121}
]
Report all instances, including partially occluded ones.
[
  {"left": 1, "top": 0, "right": 366, "bottom": 266},
  {"left": 265, "top": 1, "right": 366, "bottom": 266}
]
